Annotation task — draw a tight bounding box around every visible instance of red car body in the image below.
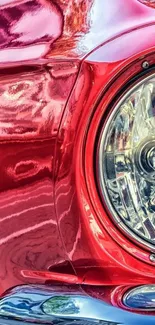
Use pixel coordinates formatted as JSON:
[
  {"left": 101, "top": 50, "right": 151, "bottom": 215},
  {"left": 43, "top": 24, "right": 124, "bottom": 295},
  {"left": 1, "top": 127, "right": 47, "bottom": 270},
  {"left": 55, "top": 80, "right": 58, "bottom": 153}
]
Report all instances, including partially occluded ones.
[{"left": 0, "top": 0, "right": 155, "bottom": 323}]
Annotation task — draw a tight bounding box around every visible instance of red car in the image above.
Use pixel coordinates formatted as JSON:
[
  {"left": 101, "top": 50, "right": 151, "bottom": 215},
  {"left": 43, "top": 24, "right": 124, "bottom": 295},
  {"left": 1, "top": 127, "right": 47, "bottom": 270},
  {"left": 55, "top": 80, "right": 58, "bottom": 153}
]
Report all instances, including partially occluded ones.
[{"left": 0, "top": 0, "right": 155, "bottom": 324}]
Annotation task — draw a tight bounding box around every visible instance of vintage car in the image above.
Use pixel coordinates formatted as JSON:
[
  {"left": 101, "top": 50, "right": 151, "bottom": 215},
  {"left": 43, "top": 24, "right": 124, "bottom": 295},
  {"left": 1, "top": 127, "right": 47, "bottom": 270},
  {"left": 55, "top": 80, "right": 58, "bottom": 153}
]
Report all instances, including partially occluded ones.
[{"left": 0, "top": 0, "right": 155, "bottom": 324}]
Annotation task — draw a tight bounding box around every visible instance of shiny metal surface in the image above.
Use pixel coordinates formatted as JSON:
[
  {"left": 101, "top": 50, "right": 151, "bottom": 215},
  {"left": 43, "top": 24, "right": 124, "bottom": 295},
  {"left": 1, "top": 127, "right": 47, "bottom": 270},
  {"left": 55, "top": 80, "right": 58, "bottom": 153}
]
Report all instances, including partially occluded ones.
[
  {"left": 0, "top": 62, "right": 79, "bottom": 294},
  {"left": 123, "top": 285, "right": 155, "bottom": 310},
  {"left": 0, "top": 319, "right": 40, "bottom": 325},
  {"left": 81, "top": 50, "right": 155, "bottom": 283},
  {"left": 0, "top": 0, "right": 155, "bottom": 299},
  {"left": 0, "top": 285, "right": 155, "bottom": 324},
  {"left": 97, "top": 73, "right": 155, "bottom": 251},
  {"left": 0, "top": 0, "right": 154, "bottom": 63},
  {"left": 0, "top": 320, "right": 118, "bottom": 325}
]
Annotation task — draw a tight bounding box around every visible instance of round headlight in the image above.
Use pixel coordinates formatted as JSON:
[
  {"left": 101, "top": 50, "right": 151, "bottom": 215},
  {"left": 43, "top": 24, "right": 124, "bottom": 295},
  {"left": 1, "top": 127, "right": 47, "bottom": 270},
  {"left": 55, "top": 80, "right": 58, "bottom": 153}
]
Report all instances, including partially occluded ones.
[{"left": 98, "top": 73, "right": 155, "bottom": 250}]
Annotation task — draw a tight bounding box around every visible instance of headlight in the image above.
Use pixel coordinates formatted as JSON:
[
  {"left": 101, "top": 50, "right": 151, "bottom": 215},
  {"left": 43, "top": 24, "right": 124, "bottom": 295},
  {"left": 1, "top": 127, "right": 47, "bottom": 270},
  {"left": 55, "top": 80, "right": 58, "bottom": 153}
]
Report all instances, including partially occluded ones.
[{"left": 97, "top": 73, "right": 155, "bottom": 250}]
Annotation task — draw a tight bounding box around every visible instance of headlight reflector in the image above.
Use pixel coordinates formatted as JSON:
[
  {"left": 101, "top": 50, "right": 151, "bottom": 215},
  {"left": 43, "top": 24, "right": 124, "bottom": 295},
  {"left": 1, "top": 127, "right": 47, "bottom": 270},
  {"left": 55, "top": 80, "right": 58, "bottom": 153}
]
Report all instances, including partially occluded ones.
[{"left": 98, "top": 74, "right": 155, "bottom": 250}]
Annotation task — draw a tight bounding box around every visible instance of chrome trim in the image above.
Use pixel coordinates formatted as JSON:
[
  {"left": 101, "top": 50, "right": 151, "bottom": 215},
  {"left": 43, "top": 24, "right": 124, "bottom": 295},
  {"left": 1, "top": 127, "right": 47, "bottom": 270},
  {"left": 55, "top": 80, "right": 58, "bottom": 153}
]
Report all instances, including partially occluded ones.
[
  {"left": 123, "top": 284, "right": 155, "bottom": 311},
  {"left": 0, "top": 319, "right": 40, "bottom": 325},
  {"left": 0, "top": 285, "right": 155, "bottom": 324},
  {"left": 97, "top": 72, "right": 155, "bottom": 252}
]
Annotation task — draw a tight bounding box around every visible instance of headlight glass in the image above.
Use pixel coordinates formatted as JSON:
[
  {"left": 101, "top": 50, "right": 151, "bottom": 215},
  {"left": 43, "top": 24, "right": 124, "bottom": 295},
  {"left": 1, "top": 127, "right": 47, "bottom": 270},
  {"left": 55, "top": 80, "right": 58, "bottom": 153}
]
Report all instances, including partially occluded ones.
[{"left": 98, "top": 74, "right": 155, "bottom": 249}]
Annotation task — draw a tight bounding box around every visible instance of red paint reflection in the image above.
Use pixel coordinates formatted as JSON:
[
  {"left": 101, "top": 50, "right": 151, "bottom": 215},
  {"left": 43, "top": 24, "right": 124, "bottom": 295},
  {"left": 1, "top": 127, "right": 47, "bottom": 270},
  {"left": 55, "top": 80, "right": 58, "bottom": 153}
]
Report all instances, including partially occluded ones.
[
  {"left": 48, "top": 0, "right": 93, "bottom": 57},
  {"left": 0, "top": 0, "right": 63, "bottom": 47},
  {"left": 0, "top": 0, "right": 63, "bottom": 62},
  {"left": 0, "top": 0, "right": 94, "bottom": 62},
  {"left": 0, "top": 61, "right": 78, "bottom": 294},
  {"left": 138, "top": 0, "right": 155, "bottom": 8}
]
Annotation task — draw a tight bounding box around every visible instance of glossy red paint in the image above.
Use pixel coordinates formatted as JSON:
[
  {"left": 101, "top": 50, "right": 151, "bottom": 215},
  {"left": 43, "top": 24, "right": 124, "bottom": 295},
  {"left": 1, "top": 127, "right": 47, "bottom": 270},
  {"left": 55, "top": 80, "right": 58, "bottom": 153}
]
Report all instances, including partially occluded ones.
[
  {"left": 0, "top": 0, "right": 154, "bottom": 302},
  {"left": 139, "top": 0, "right": 155, "bottom": 8},
  {"left": 82, "top": 284, "right": 155, "bottom": 314},
  {"left": 21, "top": 269, "right": 79, "bottom": 284},
  {"left": 0, "top": 64, "right": 79, "bottom": 294},
  {"left": 55, "top": 29, "right": 155, "bottom": 286}
]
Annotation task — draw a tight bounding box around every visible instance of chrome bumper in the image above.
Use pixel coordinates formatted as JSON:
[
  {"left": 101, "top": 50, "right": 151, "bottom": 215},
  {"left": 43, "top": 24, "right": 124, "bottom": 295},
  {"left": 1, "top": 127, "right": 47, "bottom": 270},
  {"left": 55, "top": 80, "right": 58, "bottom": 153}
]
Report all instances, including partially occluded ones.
[{"left": 0, "top": 285, "right": 155, "bottom": 325}]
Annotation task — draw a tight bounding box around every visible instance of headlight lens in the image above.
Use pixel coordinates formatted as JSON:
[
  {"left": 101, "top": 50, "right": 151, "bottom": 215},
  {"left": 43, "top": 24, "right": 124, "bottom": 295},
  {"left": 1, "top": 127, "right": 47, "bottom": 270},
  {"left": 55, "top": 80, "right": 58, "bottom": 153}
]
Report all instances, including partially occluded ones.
[{"left": 98, "top": 74, "right": 155, "bottom": 250}]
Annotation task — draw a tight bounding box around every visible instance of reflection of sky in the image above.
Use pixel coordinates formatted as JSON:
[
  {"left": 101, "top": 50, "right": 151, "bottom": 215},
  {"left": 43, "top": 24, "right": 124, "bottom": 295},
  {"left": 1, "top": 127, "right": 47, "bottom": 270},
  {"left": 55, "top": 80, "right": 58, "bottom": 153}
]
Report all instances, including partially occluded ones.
[
  {"left": 11, "top": 7, "right": 61, "bottom": 42},
  {"left": 0, "top": 0, "right": 63, "bottom": 61},
  {"left": 78, "top": 0, "right": 155, "bottom": 56},
  {"left": 0, "top": 0, "right": 154, "bottom": 62},
  {"left": 125, "top": 285, "right": 155, "bottom": 309}
]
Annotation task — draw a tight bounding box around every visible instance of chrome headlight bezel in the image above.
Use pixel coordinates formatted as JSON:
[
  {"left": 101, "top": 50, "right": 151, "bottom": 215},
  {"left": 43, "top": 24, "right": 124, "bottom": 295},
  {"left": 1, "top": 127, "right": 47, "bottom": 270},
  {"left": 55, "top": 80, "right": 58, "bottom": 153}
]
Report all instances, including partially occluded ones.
[{"left": 97, "top": 72, "right": 155, "bottom": 251}]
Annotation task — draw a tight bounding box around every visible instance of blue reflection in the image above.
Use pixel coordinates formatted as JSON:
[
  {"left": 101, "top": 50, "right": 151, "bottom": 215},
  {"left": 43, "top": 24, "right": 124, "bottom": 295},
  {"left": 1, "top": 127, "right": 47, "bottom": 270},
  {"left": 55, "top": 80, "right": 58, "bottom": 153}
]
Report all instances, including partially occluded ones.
[
  {"left": 0, "top": 285, "right": 155, "bottom": 324},
  {"left": 124, "top": 285, "right": 155, "bottom": 309}
]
